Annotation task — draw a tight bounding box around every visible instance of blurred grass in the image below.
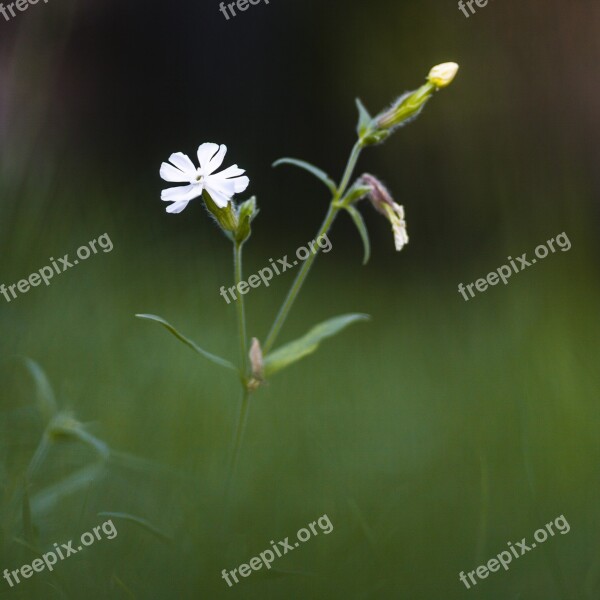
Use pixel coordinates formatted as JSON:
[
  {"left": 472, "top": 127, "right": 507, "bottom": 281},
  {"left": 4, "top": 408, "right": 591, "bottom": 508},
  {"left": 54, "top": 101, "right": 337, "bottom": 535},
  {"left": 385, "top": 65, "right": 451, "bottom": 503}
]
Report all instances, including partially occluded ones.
[{"left": 1, "top": 188, "right": 599, "bottom": 599}]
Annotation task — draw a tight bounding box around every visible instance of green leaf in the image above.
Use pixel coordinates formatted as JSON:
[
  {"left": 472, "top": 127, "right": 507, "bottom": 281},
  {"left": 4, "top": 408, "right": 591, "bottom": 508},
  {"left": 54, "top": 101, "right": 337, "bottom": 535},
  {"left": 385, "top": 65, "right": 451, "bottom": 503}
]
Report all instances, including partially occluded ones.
[
  {"left": 355, "top": 98, "right": 373, "bottom": 138},
  {"left": 21, "top": 357, "right": 57, "bottom": 423},
  {"left": 264, "top": 314, "right": 370, "bottom": 377},
  {"left": 98, "top": 511, "right": 172, "bottom": 544},
  {"left": 345, "top": 205, "right": 371, "bottom": 265},
  {"left": 31, "top": 464, "right": 104, "bottom": 515},
  {"left": 135, "top": 314, "right": 237, "bottom": 371},
  {"left": 48, "top": 415, "right": 110, "bottom": 460},
  {"left": 273, "top": 158, "right": 337, "bottom": 195}
]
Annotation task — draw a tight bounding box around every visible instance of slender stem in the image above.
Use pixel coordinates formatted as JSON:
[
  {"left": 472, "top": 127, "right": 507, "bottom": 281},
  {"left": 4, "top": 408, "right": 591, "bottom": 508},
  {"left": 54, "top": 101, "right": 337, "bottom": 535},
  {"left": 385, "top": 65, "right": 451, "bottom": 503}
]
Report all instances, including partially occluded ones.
[
  {"left": 223, "top": 388, "right": 250, "bottom": 508},
  {"left": 222, "top": 241, "right": 251, "bottom": 524},
  {"left": 233, "top": 241, "right": 248, "bottom": 375},
  {"left": 263, "top": 141, "right": 364, "bottom": 353},
  {"left": 264, "top": 203, "right": 338, "bottom": 353},
  {"left": 337, "top": 140, "right": 363, "bottom": 201}
]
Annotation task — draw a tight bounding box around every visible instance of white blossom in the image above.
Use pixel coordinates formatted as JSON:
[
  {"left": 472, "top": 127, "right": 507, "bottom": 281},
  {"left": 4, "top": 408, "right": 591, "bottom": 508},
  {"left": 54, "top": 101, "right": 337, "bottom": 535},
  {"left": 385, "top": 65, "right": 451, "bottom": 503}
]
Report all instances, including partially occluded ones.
[{"left": 160, "top": 143, "right": 249, "bottom": 214}]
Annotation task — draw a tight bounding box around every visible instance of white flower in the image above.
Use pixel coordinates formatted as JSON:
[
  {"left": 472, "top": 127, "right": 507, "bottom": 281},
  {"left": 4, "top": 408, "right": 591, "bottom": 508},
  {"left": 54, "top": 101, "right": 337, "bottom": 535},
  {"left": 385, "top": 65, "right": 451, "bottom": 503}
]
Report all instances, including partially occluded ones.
[{"left": 160, "top": 143, "right": 249, "bottom": 214}]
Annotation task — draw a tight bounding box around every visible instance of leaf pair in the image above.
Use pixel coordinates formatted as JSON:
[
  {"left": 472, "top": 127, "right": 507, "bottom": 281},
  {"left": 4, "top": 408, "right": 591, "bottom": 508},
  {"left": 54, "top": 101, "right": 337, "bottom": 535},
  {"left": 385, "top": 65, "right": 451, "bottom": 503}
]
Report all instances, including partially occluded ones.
[{"left": 136, "top": 313, "right": 369, "bottom": 381}]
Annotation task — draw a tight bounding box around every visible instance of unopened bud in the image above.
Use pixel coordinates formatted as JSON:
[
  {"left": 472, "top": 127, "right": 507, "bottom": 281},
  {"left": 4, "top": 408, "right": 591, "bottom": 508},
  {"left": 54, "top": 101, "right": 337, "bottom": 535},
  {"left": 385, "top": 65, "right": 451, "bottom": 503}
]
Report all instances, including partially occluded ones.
[
  {"left": 366, "top": 62, "right": 459, "bottom": 143},
  {"left": 235, "top": 196, "right": 259, "bottom": 244},
  {"left": 375, "top": 84, "right": 435, "bottom": 132},
  {"left": 427, "top": 62, "right": 459, "bottom": 88},
  {"left": 359, "top": 174, "right": 409, "bottom": 251},
  {"left": 247, "top": 337, "right": 264, "bottom": 391}
]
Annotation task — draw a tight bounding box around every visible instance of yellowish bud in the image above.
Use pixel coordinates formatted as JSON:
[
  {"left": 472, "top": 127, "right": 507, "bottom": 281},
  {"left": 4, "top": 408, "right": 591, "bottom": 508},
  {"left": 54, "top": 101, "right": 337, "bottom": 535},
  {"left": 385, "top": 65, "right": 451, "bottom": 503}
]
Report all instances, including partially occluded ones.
[{"left": 427, "top": 62, "right": 459, "bottom": 89}]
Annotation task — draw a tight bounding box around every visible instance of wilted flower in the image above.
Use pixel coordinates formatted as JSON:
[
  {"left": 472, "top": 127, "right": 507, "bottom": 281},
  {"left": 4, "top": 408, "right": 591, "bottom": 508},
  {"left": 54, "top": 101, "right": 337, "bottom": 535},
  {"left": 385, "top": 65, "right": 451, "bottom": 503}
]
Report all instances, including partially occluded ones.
[
  {"left": 359, "top": 174, "right": 408, "bottom": 251},
  {"left": 160, "top": 143, "right": 249, "bottom": 214}
]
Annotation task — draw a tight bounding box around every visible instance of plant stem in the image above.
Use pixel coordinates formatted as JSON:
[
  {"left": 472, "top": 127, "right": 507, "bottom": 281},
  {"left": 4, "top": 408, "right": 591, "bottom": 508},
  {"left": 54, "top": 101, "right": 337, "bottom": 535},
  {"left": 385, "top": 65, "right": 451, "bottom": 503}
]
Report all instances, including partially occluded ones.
[
  {"left": 233, "top": 240, "right": 248, "bottom": 376},
  {"left": 223, "top": 388, "right": 250, "bottom": 509},
  {"left": 337, "top": 140, "right": 363, "bottom": 202},
  {"left": 263, "top": 203, "right": 338, "bottom": 353},
  {"left": 263, "top": 140, "right": 364, "bottom": 353}
]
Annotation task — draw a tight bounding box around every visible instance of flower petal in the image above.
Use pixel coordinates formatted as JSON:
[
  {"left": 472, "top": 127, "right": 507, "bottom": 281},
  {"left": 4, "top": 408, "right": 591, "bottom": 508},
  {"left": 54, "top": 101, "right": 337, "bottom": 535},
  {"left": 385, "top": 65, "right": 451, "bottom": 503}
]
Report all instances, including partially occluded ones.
[
  {"left": 232, "top": 175, "right": 249, "bottom": 193},
  {"left": 209, "top": 173, "right": 249, "bottom": 194},
  {"left": 215, "top": 164, "right": 245, "bottom": 179},
  {"left": 204, "top": 185, "right": 232, "bottom": 209},
  {"left": 166, "top": 200, "right": 191, "bottom": 214},
  {"left": 197, "top": 143, "right": 220, "bottom": 170},
  {"left": 168, "top": 152, "right": 196, "bottom": 176},
  {"left": 205, "top": 145, "right": 227, "bottom": 174},
  {"left": 160, "top": 162, "right": 190, "bottom": 183},
  {"left": 206, "top": 176, "right": 236, "bottom": 198},
  {"left": 161, "top": 184, "right": 202, "bottom": 202}
]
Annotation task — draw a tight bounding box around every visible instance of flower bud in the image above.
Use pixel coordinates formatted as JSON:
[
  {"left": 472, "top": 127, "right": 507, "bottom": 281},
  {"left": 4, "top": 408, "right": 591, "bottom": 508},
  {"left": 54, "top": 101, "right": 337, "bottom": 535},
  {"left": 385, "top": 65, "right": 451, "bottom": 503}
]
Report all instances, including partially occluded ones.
[
  {"left": 235, "top": 196, "right": 259, "bottom": 244},
  {"left": 362, "top": 62, "right": 459, "bottom": 144},
  {"left": 202, "top": 190, "right": 238, "bottom": 233},
  {"left": 247, "top": 337, "right": 264, "bottom": 391},
  {"left": 427, "top": 62, "right": 459, "bottom": 88},
  {"left": 374, "top": 83, "right": 435, "bottom": 133},
  {"left": 359, "top": 174, "right": 409, "bottom": 251}
]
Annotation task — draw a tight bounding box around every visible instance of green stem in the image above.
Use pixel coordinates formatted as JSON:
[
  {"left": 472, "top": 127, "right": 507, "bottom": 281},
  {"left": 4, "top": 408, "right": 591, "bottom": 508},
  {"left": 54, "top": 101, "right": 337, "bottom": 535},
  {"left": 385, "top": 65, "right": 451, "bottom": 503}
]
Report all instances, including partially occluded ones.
[
  {"left": 337, "top": 140, "right": 363, "bottom": 202},
  {"left": 233, "top": 241, "right": 248, "bottom": 375},
  {"left": 223, "top": 388, "right": 250, "bottom": 508},
  {"left": 263, "top": 141, "right": 364, "bottom": 354}
]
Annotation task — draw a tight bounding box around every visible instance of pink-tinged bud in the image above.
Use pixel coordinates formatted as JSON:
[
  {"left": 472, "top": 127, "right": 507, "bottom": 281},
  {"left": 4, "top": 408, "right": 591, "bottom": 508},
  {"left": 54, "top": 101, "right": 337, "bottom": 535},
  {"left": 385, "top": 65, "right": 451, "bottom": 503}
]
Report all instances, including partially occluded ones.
[
  {"left": 247, "top": 337, "right": 264, "bottom": 391},
  {"left": 359, "top": 174, "right": 409, "bottom": 251}
]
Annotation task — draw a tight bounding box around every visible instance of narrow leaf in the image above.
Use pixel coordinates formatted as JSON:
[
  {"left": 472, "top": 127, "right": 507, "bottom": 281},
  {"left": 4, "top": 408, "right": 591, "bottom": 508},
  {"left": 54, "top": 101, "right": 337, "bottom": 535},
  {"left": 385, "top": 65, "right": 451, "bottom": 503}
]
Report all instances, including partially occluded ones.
[
  {"left": 273, "top": 158, "right": 337, "bottom": 194},
  {"left": 21, "top": 357, "right": 57, "bottom": 422},
  {"left": 31, "top": 464, "right": 104, "bottom": 515},
  {"left": 345, "top": 205, "right": 371, "bottom": 265},
  {"left": 98, "top": 511, "right": 172, "bottom": 544},
  {"left": 135, "top": 314, "right": 236, "bottom": 371},
  {"left": 49, "top": 419, "right": 110, "bottom": 460},
  {"left": 355, "top": 98, "right": 373, "bottom": 137},
  {"left": 264, "top": 314, "right": 370, "bottom": 377}
]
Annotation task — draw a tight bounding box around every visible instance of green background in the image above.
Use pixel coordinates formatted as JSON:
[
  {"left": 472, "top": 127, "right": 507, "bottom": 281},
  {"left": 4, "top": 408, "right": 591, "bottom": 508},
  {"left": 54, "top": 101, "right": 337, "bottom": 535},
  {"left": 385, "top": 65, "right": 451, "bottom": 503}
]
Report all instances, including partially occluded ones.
[{"left": 1, "top": 0, "right": 599, "bottom": 598}]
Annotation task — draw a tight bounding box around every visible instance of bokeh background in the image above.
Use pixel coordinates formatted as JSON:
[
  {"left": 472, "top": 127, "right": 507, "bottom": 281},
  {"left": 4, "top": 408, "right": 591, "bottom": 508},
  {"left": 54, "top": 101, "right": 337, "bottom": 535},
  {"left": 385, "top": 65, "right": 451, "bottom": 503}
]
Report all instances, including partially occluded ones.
[{"left": 1, "top": 0, "right": 599, "bottom": 598}]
